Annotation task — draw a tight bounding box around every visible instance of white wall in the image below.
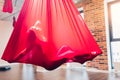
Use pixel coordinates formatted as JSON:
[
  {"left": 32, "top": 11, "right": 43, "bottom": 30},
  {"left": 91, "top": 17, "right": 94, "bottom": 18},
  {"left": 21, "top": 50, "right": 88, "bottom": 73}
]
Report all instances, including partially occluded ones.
[{"left": 0, "top": 20, "right": 13, "bottom": 65}]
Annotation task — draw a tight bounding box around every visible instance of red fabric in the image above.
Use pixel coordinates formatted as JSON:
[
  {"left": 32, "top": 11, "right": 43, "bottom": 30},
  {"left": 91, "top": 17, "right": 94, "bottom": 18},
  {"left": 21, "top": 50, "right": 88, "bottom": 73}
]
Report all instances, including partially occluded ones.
[
  {"left": 2, "top": 0, "right": 102, "bottom": 70},
  {"left": 2, "top": 0, "right": 13, "bottom": 13}
]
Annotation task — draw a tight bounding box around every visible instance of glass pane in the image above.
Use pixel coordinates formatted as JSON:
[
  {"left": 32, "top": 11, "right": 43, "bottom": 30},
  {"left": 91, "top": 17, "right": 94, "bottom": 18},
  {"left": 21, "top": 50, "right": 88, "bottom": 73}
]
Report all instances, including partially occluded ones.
[
  {"left": 111, "top": 42, "right": 120, "bottom": 62},
  {"left": 111, "top": 2, "right": 120, "bottom": 39}
]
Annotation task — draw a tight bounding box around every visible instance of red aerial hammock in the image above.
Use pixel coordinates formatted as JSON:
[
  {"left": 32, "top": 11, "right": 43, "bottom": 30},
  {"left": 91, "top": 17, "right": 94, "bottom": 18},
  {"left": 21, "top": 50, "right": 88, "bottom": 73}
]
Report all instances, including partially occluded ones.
[
  {"left": 1, "top": 0, "right": 102, "bottom": 70},
  {"left": 2, "top": 0, "right": 13, "bottom": 13}
]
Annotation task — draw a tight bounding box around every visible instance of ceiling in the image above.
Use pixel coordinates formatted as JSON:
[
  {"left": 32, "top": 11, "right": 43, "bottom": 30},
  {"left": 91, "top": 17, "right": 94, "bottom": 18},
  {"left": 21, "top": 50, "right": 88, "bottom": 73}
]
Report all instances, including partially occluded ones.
[{"left": 0, "top": 0, "right": 82, "bottom": 22}]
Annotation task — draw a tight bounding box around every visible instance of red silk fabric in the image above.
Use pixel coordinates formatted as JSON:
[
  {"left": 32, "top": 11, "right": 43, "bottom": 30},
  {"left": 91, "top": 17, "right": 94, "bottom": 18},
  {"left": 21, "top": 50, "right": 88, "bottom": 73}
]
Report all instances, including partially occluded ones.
[
  {"left": 2, "top": 0, "right": 102, "bottom": 70},
  {"left": 2, "top": 0, "right": 13, "bottom": 13}
]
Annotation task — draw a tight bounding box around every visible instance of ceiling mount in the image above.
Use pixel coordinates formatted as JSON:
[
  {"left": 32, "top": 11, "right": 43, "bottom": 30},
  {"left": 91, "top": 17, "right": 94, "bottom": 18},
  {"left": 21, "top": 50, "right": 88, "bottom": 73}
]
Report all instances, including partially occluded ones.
[{"left": 14, "top": 0, "right": 18, "bottom": 6}]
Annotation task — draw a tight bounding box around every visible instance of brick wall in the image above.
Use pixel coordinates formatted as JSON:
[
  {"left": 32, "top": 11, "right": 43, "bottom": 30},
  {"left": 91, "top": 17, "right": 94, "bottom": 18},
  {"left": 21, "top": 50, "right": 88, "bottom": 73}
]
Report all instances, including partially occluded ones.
[{"left": 75, "top": 0, "right": 108, "bottom": 70}]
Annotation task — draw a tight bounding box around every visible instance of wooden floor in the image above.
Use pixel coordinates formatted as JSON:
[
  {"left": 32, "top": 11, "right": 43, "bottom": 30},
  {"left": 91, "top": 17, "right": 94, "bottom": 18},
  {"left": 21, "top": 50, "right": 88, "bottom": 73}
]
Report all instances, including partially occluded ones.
[{"left": 0, "top": 64, "right": 120, "bottom": 80}]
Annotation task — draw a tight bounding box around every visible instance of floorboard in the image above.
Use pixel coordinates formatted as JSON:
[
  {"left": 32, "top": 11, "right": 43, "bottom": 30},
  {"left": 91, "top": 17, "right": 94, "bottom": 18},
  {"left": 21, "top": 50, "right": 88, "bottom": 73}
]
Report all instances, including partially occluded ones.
[{"left": 0, "top": 64, "right": 120, "bottom": 80}]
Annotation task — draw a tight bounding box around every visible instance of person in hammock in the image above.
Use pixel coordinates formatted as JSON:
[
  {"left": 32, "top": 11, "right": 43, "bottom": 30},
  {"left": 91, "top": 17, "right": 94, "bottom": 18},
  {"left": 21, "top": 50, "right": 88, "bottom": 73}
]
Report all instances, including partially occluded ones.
[
  {"left": 14, "top": 26, "right": 67, "bottom": 70},
  {"left": 2, "top": 0, "right": 102, "bottom": 70}
]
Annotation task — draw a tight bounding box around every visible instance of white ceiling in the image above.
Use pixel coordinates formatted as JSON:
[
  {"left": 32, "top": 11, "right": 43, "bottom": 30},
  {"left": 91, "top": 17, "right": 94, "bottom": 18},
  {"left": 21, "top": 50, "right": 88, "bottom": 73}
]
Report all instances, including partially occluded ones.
[{"left": 0, "top": 0, "right": 82, "bottom": 22}]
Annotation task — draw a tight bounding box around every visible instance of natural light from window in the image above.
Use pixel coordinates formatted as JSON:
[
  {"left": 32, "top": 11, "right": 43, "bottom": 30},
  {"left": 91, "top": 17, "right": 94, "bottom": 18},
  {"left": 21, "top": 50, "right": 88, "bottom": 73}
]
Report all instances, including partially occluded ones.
[{"left": 111, "top": 2, "right": 120, "bottom": 39}]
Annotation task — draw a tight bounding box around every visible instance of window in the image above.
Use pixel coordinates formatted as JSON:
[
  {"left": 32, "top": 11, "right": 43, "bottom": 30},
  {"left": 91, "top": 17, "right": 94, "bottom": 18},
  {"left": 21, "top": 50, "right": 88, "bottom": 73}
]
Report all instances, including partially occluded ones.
[{"left": 108, "top": 1, "right": 120, "bottom": 41}]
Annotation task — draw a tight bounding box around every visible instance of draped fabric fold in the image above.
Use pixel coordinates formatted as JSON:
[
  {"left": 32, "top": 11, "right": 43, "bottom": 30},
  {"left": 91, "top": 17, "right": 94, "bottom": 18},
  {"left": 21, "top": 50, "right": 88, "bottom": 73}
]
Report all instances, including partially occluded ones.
[
  {"left": 2, "top": 0, "right": 13, "bottom": 13},
  {"left": 1, "top": 0, "right": 102, "bottom": 70}
]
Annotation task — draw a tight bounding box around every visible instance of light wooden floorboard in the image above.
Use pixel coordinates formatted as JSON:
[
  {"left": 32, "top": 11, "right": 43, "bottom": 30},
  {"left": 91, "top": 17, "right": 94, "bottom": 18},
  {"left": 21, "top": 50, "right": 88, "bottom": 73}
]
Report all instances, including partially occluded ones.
[{"left": 0, "top": 64, "right": 120, "bottom": 80}]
